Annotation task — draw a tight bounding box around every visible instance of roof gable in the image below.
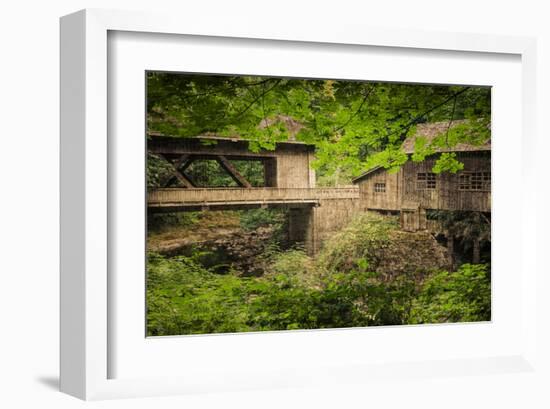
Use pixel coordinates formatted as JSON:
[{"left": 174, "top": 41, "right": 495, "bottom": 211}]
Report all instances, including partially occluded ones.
[{"left": 352, "top": 166, "right": 384, "bottom": 184}]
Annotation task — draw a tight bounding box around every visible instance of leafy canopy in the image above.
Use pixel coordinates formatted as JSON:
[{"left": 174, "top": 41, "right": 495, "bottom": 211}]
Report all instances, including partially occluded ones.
[{"left": 147, "top": 73, "right": 490, "bottom": 179}]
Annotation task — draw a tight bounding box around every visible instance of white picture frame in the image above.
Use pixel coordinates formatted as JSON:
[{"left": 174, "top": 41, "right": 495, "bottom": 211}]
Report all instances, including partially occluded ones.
[{"left": 60, "top": 8, "right": 539, "bottom": 401}]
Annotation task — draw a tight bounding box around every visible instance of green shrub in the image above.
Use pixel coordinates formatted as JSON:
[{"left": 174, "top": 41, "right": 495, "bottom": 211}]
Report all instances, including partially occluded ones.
[
  {"left": 146, "top": 152, "right": 174, "bottom": 188},
  {"left": 409, "top": 263, "right": 491, "bottom": 324},
  {"left": 239, "top": 208, "right": 286, "bottom": 231},
  {"left": 147, "top": 212, "right": 199, "bottom": 233},
  {"left": 147, "top": 250, "right": 419, "bottom": 335},
  {"left": 146, "top": 217, "right": 491, "bottom": 335},
  {"left": 264, "top": 249, "right": 317, "bottom": 285},
  {"left": 147, "top": 253, "right": 260, "bottom": 335},
  {"left": 317, "top": 212, "right": 398, "bottom": 273}
]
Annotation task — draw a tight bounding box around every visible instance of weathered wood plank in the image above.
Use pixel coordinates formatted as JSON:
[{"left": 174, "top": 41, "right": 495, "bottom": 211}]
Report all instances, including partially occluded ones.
[
  {"left": 148, "top": 187, "right": 359, "bottom": 207},
  {"left": 355, "top": 151, "right": 491, "bottom": 213}
]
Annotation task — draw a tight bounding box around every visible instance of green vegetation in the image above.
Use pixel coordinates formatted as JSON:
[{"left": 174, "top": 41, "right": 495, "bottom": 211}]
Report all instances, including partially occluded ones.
[
  {"left": 239, "top": 208, "right": 286, "bottom": 231},
  {"left": 409, "top": 264, "right": 491, "bottom": 324},
  {"left": 147, "top": 213, "right": 491, "bottom": 336},
  {"left": 147, "top": 73, "right": 490, "bottom": 181},
  {"left": 145, "top": 73, "right": 492, "bottom": 336},
  {"left": 428, "top": 210, "right": 491, "bottom": 264},
  {"left": 317, "top": 213, "right": 398, "bottom": 273},
  {"left": 147, "top": 152, "right": 174, "bottom": 189},
  {"left": 147, "top": 211, "right": 200, "bottom": 233}
]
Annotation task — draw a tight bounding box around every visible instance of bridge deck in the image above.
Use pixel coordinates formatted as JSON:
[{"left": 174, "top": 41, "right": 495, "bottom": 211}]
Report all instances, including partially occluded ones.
[{"left": 148, "top": 187, "right": 359, "bottom": 211}]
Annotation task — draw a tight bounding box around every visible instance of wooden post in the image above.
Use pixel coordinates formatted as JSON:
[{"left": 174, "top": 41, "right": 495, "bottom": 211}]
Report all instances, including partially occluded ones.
[
  {"left": 263, "top": 158, "right": 277, "bottom": 187},
  {"left": 472, "top": 237, "right": 480, "bottom": 264},
  {"left": 288, "top": 207, "right": 315, "bottom": 255},
  {"left": 419, "top": 208, "right": 427, "bottom": 230}
]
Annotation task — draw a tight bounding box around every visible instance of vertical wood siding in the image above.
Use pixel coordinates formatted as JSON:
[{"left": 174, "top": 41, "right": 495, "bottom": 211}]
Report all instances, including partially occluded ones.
[{"left": 356, "top": 151, "right": 491, "bottom": 213}]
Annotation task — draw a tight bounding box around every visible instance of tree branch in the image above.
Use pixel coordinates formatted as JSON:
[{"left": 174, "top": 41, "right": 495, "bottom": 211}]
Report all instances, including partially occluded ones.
[
  {"left": 232, "top": 79, "right": 282, "bottom": 120},
  {"left": 381, "top": 86, "right": 471, "bottom": 145},
  {"left": 333, "top": 86, "right": 374, "bottom": 133},
  {"left": 260, "top": 81, "right": 272, "bottom": 136},
  {"left": 445, "top": 94, "right": 458, "bottom": 148},
  {"left": 152, "top": 77, "right": 275, "bottom": 105}
]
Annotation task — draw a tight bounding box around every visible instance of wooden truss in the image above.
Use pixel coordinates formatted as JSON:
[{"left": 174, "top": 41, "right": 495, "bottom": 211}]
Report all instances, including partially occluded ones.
[{"left": 159, "top": 154, "right": 252, "bottom": 188}]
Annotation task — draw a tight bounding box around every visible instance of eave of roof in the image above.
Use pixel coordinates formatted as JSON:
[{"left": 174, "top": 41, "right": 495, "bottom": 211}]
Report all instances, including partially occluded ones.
[{"left": 352, "top": 166, "right": 383, "bottom": 184}]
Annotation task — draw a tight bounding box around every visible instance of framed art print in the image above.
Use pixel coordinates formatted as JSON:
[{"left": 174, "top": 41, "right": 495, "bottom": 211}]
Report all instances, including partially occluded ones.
[
  {"left": 60, "top": 9, "right": 539, "bottom": 400},
  {"left": 143, "top": 73, "right": 491, "bottom": 338}
]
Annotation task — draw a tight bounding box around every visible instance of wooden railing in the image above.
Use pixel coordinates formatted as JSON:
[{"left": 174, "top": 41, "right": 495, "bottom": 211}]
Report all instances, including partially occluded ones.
[{"left": 148, "top": 187, "right": 359, "bottom": 207}]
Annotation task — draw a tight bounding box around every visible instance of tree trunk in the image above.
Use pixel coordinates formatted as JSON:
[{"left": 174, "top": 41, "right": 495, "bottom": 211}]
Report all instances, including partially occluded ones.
[{"left": 472, "top": 238, "right": 480, "bottom": 264}]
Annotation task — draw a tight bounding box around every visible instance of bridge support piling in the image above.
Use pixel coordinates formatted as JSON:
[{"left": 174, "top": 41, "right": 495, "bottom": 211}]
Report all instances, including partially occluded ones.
[
  {"left": 288, "top": 207, "right": 316, "bottom": 256},
  {"left": 288, "top": 197, "right": 365, "bottom": 257}
]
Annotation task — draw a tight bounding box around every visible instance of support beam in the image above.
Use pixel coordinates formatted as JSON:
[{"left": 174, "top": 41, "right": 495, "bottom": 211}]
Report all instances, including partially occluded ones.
[
  {"left": 288, "top": 207, "right": 315, "bottom": 256},
  {"left": 171, "top": 172, "right": 195, "bottom": 188},
  {"left": 176, "top": 154, "right": 193, "bottom": 173},
  {"left": 159, "top": 154, "right": 195, "bottom": 188},
  {"left": 216, "top": 155, "right": 252, "bottom": 188},
  {"left": 263, "top": 157, "right": 277, "bottom": 187},
  {"left": 472, "top": 237, "right": 480, "bottom": 264}
]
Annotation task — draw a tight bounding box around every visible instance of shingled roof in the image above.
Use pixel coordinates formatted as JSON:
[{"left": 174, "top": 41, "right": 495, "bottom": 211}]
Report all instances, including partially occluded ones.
[
  {"left": 401, "top": 120, "right": 491, "bottom": 154},
  {"left": 352, "top": 120, "right": 491, "bottom": 184}
]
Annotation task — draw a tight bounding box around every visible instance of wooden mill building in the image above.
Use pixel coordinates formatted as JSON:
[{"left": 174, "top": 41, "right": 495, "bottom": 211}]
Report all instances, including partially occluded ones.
[{"left": 352, "top": 121, "right": 491, "bottom": 231}]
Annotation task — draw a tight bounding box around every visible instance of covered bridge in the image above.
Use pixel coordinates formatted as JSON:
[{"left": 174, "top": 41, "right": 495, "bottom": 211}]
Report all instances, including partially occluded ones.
[{"left": 147, "top": 134, "right": 363, "bottom": 255}]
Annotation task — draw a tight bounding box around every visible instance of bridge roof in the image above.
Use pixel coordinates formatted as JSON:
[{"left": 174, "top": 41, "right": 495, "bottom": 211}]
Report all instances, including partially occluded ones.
[
  {"left": 148, "top": 133, "right": 315, "bottom": 158},
  {"left": 147, "top": 132, "right": 314, "bottom": 147}
]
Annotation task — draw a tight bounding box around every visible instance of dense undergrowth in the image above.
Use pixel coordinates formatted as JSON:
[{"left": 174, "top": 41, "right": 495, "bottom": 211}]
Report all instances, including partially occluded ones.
[{"left": 147, "top": 212, "right": 491, "bottom": 336}]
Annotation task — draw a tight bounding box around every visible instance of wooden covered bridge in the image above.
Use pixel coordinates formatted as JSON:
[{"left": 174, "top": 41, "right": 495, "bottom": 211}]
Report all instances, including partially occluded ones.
[{"left": 148, "top": 135, "right": 364, "bottom": 255}]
